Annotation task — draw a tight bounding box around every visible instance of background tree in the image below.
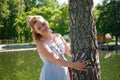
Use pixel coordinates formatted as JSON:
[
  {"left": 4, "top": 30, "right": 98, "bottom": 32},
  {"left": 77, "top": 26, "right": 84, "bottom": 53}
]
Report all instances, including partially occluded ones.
[
  {"left": 14, "top": 7, "right": 54, "bottom": 43},
  {"left": 0, "top": 0, "right": 58, "bottom": 42},
  {"left": 24, "top": 0, "right": 58, "bottom": 12},
  {"left": 14, "top": 12, "right": 31, "bottom": 43},
  {"left": 96, "top": 0, "right": 120, "bottom": 46},
  {"left": 14, "top": 4, "right": 70, "bottom": 43},
  {"left": 0, "top": 0, "right": 22, "bottom": 39},
  {"left": 0, "top": 0, "right": 9, "bottom": 28},
  {"left": 37, "top": 0, "right": 58, "bottom": 9},
  {"left": 24, "top": 0, "right": 37, "bottom": 12},
  {"left": 51, "top": 4, "right": 69, "bottom": 35},
  {"left": 69, "top": 0, "right": 100, "bottom": 80},
  {"left": 0, "top": 0, "right": 68, "bottom": 43}
]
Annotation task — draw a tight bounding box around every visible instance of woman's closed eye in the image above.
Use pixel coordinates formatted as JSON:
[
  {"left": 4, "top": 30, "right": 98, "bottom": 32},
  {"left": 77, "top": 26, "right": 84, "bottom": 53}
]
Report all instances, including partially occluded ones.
[
  {"left": 37, "top": 22, "right": 46, "bottom": 30},
  {"left": 42, "top": 22, "right": 46, "bottom": 26},
  {"left": 38, "top": 26, "right": 41, "bottom": 30}
]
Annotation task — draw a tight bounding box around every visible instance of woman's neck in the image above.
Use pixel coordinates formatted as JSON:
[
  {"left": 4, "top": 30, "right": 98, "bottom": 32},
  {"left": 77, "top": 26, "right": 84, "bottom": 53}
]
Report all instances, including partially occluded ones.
[{"left": 42, "top": 33, "right": 53, "bottom": 41}]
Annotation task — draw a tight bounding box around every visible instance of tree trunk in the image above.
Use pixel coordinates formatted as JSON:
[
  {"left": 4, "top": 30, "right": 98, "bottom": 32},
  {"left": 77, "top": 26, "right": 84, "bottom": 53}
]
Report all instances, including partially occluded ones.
[{"left": 68, "top": 0, "right": 101, "bottom": 80}]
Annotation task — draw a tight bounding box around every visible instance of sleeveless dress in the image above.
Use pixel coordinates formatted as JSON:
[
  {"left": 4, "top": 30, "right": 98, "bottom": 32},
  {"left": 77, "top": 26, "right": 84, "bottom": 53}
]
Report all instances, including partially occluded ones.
[{"left": 38, "top": 35, "right": 70, "bottom": 80}]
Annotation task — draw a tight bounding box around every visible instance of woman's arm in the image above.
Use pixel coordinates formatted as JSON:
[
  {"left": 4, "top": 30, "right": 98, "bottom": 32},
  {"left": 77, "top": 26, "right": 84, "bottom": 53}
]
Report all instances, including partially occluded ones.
[
  {"left": 60, "top": 34, "right": 72, "bottom": 57},
  {"left": 36, "top": 41, "right": 87, "bottom": 71}
]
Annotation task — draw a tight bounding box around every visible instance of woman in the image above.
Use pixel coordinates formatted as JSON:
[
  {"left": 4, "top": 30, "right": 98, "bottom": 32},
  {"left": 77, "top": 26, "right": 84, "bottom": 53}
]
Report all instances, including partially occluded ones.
[{"left": 27, "top": 15, "right": 87, "bottom": 80}]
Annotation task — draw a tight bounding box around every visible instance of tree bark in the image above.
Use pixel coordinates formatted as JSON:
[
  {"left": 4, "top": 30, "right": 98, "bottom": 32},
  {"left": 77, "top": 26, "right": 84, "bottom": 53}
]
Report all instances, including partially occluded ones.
[{"left": 68, "top": 0, "right": 101, "bottom": 80}]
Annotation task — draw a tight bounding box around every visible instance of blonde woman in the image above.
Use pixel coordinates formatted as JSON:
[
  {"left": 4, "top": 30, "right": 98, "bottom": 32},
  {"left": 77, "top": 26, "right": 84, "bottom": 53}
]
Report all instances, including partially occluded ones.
[{"left": 27, "top": 15, "right": 87, "bottom": 80}]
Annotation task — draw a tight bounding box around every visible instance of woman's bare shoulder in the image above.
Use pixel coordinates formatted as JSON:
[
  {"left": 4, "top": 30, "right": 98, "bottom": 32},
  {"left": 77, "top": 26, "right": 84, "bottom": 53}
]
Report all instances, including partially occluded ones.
[{"left": 36, "top": 40, "right": 45, "bottom": 48}]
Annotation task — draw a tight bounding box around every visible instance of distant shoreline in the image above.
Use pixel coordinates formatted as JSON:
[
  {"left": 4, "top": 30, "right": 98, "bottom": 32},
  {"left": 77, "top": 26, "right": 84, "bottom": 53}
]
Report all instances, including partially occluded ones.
[
  {"left": 0, "top": 44, "right": 120, "bottom": 53},
  {"left": 0, "top": 44, "right": 36, "bottom": 53}
]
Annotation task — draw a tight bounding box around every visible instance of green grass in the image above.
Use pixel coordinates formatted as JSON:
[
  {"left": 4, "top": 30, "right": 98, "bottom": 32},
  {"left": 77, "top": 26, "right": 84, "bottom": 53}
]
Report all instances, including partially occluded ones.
[
  {"left": 0, "top": 50, "right": 120, "bottom": 80},
  {"left": 100, "top": 51, "right": 120, "bottom": 80},
  {"left": 0, "top": 50, "right": 42, "bottom": 80}
]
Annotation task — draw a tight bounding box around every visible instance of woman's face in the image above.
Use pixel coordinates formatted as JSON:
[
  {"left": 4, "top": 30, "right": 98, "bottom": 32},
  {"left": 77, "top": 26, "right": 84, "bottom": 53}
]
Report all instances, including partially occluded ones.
[{"left": 34, "top": 19, "right": 50, "bottom": 36}]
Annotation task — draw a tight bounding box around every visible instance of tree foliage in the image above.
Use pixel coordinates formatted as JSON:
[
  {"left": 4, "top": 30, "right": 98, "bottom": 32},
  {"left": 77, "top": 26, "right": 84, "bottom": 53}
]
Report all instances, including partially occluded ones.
[
  {"left": 0, "top": 0, "right": 22, "bottom": 39},
  {"left": 0, "top": 0, "right": 69, "bottom": 43},
  {"left": 0, "top": 0, "right": 59, "bottom": 42},
  {"left": 23, "top": 0, "right": 58, "bottom": 12},
  {"left": 51, "top": 4, "right": 69, "bottom": 35},
  {"left": 14, "top": 4, "right": 69, "bottom": 42},
  {"left": 96, "top": 0, "right": 120, "bottom": 45},
  {"left": 0, "top": 0, "right": 9, "bottom": 28}
]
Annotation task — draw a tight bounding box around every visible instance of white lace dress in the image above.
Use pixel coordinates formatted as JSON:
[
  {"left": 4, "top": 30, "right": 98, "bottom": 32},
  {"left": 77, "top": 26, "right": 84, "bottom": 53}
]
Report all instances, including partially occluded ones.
[{"left": 38, "top": 35, "right": 70, "bottom": 80}]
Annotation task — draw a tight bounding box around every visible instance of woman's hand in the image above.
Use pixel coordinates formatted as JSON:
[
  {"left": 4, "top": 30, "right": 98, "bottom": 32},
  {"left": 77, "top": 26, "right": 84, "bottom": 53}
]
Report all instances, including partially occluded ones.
[{"left": 72, "top": 60, "right": 88, "bottom": 71}]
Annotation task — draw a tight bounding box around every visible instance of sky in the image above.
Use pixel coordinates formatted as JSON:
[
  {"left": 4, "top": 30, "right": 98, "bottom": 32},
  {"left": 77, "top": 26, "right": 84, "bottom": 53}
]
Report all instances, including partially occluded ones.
[{"left": 58, "top": 0, "right": 103, "bottom": 6}]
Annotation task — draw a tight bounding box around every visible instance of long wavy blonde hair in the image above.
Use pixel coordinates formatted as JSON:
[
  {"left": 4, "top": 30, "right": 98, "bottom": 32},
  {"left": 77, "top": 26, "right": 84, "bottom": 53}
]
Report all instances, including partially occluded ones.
[{"left": 27, "top": 15, "right": 48, "bottom": 43}]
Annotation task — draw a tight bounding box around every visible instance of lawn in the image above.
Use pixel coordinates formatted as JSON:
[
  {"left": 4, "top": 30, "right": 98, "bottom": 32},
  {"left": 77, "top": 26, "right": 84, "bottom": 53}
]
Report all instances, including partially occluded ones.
[
  {"left": 0, "top": 50, "right": 42, "bottom": 80},
  {"left": 0, "top": 50, "right": 120, "bottom": 80},
  {"left": 100, "top": 51, "right": 120, "bottom": 80}
]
